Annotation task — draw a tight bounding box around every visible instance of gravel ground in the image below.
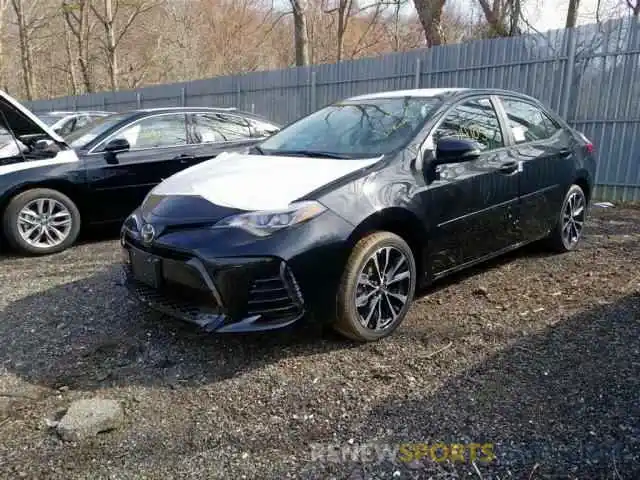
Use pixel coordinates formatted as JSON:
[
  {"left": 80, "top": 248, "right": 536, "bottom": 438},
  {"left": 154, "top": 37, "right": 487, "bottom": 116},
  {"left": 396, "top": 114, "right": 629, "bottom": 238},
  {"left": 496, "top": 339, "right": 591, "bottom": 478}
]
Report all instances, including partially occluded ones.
[{"left": 0, "top": 205, "right": 638, "bottom": 479}]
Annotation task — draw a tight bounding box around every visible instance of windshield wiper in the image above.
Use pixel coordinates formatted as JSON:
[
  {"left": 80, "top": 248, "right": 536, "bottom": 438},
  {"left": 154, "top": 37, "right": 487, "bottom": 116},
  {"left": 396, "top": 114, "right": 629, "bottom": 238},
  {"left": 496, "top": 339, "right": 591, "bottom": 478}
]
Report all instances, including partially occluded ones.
[{"left": 269, "top": 149, "right": 353, "bottom": 159}]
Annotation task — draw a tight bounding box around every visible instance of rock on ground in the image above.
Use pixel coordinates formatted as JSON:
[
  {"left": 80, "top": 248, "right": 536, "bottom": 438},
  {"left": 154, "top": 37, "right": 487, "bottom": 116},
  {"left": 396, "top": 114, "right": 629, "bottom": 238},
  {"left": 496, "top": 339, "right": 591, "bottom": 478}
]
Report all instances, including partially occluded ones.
[{"left": 56, "top": 398, "right": 123, "bottom": 442}]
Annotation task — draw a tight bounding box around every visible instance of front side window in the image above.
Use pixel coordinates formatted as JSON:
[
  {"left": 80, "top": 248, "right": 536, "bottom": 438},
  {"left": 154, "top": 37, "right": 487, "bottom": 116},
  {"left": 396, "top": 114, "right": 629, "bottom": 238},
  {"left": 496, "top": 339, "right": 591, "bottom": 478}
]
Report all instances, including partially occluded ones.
[
  {"left": 112, "top": 114, "right": 188, "bottom": 150},
  {"left": 56, "top": 118, "right": 76, "bottom": 136},
  {"left": 259, "top": 97, "right": 444, "bottom": 158},
  {"left": 73, "top": 114, "right": 93, "bottom": 130},
  {"left": 433, "top": 97, "right": 504, "bottom": 151},
  {"left": 500, "top": 98, "right": 560, "bottom": 144}
]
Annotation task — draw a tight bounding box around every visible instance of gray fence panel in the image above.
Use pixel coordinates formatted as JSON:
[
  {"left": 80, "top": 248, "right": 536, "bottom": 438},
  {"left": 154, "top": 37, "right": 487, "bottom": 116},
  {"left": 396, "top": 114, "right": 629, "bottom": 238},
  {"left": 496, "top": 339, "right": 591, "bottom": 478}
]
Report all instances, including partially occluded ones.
[{"left": 23, "top": 17, "right": 640, "bottom": 201}]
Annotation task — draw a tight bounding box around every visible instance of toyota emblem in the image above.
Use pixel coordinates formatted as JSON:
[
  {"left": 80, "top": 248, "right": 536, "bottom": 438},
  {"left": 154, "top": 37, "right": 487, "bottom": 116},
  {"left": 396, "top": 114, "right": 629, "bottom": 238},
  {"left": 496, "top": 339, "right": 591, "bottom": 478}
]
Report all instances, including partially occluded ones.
[{"left": 141, "top": 223, "right": 156, "bottom": 244}]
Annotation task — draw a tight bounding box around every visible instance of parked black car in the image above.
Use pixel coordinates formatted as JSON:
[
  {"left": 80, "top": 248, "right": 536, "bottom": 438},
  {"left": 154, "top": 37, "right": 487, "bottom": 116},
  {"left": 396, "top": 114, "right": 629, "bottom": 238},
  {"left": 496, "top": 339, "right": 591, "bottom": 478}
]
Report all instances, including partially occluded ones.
[
  {"left": 0, "top": 95, "right": 281, "bottom": 255},
  {"left": 121, "top": 88, "right": 596, "bottom": 342}
]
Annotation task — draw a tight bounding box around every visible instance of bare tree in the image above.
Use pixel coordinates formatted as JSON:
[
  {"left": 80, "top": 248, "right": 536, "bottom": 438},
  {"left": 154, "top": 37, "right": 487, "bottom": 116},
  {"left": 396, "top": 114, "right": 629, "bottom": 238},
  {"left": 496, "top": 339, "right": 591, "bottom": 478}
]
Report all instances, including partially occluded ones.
[
  {"left": 91, "top": 0, "right": 160, "bottom": 91},
  {"left": 11, "top": 0, "right": 50, "bottom": 99},
  {"left": 476, "top": 0, "right": 523, "bottom": 37},
  {"left": 566, "top": 0, "right": 581, "bottom": 28},
  {"left": 624, "top": 0, "right": 640, "bottom": 17},
  {"left": 0, "top": 0, "right": 9, "bottom": 88},
  {"left": 413, "top": 0, "right": 446, "bottom": 46},
  {"left": 289, "top": 0, "right": 310, "bottom": 66},
  {"left": 62, "top": 0, "right": 94, "bottom": 93}
]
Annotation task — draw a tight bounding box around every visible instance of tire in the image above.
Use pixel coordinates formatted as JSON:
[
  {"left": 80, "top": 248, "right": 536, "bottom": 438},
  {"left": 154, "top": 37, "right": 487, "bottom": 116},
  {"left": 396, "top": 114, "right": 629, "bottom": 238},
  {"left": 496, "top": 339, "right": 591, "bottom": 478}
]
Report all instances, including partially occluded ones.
[
  {"left": 333, "top": 231, "right": 417, "bottom": 342},
  {"left": 546, "top": 184, "right": 587, "bottom": 253},
  {"left": 2, "top": 188, "right": 81, "bottom": 256}
]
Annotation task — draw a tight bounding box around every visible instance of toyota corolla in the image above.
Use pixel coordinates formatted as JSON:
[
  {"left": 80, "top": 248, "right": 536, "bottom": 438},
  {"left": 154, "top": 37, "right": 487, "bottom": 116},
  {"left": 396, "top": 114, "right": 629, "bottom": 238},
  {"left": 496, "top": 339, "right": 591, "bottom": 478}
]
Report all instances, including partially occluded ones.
[{"left": 120, "top": 88, "right": 596, "bottom": 342}]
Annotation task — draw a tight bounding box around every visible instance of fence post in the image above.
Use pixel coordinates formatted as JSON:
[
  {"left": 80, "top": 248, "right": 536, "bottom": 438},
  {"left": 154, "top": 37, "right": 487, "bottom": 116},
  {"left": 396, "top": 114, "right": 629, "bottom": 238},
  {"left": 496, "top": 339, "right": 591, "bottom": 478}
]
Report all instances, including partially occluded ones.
[
  {"left": 310, "top": 70, "right": 317, "bottom": 113},
  {"left": 181, "top": 87, "right": 186, "bottom": 106},
  {"left": 236, "top": 82, "right": 241, "bottom": 109},
  {"left": 414, "top": 58, "right": 421, "bottom": 89},
  {"left": 561, "top": 27, "right": 577, "bottom": 120},
  {"left": 136, "top": 92, "right": 141, "bottom": 109}
]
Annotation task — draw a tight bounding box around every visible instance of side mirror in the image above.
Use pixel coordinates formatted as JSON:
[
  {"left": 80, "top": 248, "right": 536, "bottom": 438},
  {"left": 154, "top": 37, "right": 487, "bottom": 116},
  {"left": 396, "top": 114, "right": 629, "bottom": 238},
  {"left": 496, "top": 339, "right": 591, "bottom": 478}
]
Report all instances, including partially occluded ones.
[
  {"left": 434, "top": 136, "right": 481, "bottom": 165},
  {"left": 104, "top": 138, "right": 130, "bottom": 153},
  {"left": 34, "top": 139, "right": 55, "bottom": 151}
]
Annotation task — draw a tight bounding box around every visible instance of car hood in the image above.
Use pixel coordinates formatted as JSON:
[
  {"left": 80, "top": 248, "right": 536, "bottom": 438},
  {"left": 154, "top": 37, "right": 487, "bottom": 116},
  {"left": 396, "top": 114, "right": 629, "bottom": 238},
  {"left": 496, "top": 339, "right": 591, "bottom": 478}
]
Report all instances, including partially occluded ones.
[
  {"left": 0, "top": 89, "right": 66, "bottom": 144},
  {"left": 148, "top": 151, "right": 383, "bottom": 213}
]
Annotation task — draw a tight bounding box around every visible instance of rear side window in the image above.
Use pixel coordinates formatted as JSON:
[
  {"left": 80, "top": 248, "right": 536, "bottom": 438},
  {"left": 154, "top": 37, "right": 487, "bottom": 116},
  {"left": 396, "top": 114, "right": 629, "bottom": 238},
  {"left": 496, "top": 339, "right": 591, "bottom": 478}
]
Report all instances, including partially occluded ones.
[
  {"left": 500, "top": 98, "right": 561, "bottom": 144},
  {"left": 190, "top": 113, "right": 251, "bottom": 143}
]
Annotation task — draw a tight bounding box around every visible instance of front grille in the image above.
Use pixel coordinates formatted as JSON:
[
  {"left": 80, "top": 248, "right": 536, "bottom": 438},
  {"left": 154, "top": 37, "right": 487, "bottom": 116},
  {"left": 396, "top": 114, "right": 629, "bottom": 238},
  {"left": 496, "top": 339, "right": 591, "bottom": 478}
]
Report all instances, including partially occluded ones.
[
  {"left": 124, "top": 266, "right": 224, "bottom": 330},
  {"left": 246, "top": 263, "right": 304, "bottom": 322},
  {"left": 124, "top": 232, "right": 192, "bottom": 262}
]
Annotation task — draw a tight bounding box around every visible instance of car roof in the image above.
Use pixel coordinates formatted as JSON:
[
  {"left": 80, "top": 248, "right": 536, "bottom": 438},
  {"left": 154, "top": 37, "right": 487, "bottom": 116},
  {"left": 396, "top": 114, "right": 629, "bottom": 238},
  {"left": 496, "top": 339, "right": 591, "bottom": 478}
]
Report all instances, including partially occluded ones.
[
  {"left": 346, "top": 87, "right": 541, "bottom": 103},
  {"left": 348, "top": 88, "right": 469, "bottom": 101},
  {"left": 115, "top": 107, "right": 280, "bottom": 126}
]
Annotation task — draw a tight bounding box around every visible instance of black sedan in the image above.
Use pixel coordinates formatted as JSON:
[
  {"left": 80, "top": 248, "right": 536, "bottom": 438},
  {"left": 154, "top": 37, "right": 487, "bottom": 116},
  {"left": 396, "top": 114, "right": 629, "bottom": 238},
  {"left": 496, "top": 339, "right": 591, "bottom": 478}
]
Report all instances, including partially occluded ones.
[
  {"left": 0, "top": 99, "right": 280, "bottom": 255},
  {"left": 121, "top": 88, "right": 596, "bottom": 342}
]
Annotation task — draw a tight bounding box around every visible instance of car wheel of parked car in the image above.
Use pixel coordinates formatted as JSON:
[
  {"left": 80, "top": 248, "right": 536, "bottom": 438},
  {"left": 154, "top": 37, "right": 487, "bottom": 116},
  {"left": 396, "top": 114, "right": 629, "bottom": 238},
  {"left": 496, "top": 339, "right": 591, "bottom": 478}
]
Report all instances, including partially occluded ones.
[
  {"left": 3, "top": 188, "right": 81, "bottom": 256},
  {"left": 547, "top": 184, "right": 587, "bottom": 253},
  {"left": 333, "top": 231, "right": 417, "bottom": 342}
]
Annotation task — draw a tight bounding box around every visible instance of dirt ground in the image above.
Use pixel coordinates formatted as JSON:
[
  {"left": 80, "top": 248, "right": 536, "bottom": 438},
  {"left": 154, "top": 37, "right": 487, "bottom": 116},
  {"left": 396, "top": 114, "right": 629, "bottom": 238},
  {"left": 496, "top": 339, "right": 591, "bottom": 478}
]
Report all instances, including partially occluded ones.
[{"left": 0, "top": 205, "right": 638, "bottom": 479}]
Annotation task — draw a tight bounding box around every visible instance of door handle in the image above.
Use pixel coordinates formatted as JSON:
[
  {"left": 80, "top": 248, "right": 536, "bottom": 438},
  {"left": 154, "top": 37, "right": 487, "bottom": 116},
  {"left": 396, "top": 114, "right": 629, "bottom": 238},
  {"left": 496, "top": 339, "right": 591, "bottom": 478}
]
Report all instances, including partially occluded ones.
[
  {"left": 558, "top": 148, "right": 572, "bottom": 158},
  {"left": 498, "top": 161, "right": 519, "bottom": 174},
  {"left": 172, "top": 154, "right": 194, "bottom": 164}
]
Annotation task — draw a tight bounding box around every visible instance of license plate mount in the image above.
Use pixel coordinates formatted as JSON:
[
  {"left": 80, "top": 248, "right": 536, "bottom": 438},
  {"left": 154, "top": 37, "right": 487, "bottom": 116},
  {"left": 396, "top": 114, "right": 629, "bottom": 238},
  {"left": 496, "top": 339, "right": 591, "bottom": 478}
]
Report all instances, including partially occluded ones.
[{"left": 131, "top": 249, "right": 163, "bottom": 289}]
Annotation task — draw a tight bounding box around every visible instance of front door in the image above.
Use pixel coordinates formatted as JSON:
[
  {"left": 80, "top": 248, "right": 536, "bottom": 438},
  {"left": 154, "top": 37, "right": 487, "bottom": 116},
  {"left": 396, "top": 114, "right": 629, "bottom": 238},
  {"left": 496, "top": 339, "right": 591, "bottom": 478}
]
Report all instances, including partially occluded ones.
[
  {"left": 418, "top": 96, "right": 522, "bottom": 276},
  {"left": 84, "top": 112, "right": 195, "bottom": 223}
]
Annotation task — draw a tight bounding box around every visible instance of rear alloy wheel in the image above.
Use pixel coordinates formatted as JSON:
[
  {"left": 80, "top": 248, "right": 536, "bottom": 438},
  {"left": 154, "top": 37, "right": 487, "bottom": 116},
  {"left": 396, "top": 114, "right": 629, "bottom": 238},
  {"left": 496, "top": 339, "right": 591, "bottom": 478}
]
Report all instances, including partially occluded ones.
[
  {"left": 3, "top": 188, "right": 81, "bottom": 255},
  {"left": 547, "top": 184, "right": 587, "bottom": 252},
  {"left": 333, "top": 231, "right": 416, "bottom": 342}
]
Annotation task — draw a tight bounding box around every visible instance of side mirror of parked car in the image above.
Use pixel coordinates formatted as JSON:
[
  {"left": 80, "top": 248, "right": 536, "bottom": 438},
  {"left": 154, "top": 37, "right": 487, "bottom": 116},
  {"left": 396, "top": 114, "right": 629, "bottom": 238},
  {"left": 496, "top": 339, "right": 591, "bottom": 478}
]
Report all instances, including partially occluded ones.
[
  {"left": 434, "top": 136, "right": 481, "bottom": 165},
  {"left": 104, "top": 138, "right": 130, "bottom": 152}
]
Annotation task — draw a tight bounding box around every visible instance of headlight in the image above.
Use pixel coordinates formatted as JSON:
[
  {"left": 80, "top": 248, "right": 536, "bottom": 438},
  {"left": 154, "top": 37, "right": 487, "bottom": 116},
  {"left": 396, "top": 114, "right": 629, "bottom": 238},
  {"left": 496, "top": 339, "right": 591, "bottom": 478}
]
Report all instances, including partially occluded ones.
[{"left": 214, "top": 200, "right": 327, "bottom": 237}]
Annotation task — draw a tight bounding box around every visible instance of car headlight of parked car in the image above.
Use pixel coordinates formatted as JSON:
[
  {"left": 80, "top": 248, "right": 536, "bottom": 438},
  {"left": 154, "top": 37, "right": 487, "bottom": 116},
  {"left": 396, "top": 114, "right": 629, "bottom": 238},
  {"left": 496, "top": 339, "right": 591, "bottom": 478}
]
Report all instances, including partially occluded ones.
[{"left": 214, "top": 200, "right": 327, "bottom": 237}]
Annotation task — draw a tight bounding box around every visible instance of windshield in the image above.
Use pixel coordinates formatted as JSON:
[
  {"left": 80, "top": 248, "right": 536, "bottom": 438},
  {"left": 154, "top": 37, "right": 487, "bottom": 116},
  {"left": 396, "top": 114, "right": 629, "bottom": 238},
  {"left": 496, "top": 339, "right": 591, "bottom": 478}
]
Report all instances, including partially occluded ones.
[
  {"left": 259, "top": 97, "right": 443, "bottom": 158},
  {"left": 65, "top": 112, "right": 131, "bottom": 149},
  {"left": 38, "top": 113, "right": 68, "bottom": 126}
]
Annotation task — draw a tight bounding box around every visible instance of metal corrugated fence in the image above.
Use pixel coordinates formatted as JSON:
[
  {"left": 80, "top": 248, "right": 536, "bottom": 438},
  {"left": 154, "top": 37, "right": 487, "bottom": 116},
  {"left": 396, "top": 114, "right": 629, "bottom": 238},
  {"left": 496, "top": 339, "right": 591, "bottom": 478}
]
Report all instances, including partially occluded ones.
[{"left": 25, "top": 17, "right": 640, "bottom": 202}]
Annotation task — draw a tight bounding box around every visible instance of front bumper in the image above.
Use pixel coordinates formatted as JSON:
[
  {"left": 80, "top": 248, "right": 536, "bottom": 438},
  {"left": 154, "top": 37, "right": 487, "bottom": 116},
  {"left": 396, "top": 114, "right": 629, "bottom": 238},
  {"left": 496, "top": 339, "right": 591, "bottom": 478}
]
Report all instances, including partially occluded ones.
[{"left": 121, "top": 239, "right": 307, "bottom": 333}]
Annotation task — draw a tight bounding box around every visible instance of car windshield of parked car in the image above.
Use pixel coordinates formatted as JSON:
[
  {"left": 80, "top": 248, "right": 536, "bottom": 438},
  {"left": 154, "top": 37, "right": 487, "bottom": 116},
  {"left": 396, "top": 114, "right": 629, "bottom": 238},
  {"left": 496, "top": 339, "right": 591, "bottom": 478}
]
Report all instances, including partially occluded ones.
[
  {"left": 65, "top": 112, "right": 131, "bottom": 148},
  {"left": 258, "top": 97, "right": 443, "bottom": 158}
]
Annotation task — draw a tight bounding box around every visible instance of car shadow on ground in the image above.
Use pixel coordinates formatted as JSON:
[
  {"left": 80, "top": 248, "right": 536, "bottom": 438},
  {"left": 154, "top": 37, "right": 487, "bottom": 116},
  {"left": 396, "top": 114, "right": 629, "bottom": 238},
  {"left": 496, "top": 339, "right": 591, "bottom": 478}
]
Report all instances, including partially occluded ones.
[
  {"left": 0, "top": 265, "right": 359, "bottom": 391},
  {"left": 357, "top": 293, "right": 640, "bottom": 478},
  {"left": 0, "top": 236, "right": 564, "bottom": 393}
]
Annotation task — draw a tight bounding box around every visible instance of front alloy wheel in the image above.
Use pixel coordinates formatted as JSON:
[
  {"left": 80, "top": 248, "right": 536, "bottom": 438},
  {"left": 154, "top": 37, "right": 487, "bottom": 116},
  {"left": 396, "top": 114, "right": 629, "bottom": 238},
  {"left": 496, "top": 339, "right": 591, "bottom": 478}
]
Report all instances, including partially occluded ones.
[
  {"left": 334, "top": 231, "right": 417, "bottom": 342},
  {"left": 3, "top": 188, "right": 81, "bottom": 256}
]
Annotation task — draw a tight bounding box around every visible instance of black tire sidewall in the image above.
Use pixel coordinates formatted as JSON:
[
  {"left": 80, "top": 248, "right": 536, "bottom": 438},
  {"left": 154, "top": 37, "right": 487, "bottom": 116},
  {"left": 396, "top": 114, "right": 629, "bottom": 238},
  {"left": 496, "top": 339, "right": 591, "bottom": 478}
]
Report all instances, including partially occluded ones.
[
  {"left": 555, "top": 184, "right": 586, "bottom": 252},
  {"left": 3, "top": 188, "right": 81, "bottom": 255},
  {"left": 336, "top": 232, "right": 417, "bottom": 342}
]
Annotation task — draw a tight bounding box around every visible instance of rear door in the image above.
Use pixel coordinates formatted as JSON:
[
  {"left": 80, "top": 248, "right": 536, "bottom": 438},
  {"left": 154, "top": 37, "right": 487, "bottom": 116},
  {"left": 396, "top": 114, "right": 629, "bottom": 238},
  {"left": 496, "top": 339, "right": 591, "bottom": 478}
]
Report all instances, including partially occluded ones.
[
  {"left": 419, "top": 96, "right": 522, "bottom": 275},
  {"left": 496, "top": 96, "right": 575, "bottom": 240},
  {"left": 186, "top": 112, "right": 262, "bottom": 165},
  {"left": 85, "top": 112, "right": 195, "bottom": 223}
]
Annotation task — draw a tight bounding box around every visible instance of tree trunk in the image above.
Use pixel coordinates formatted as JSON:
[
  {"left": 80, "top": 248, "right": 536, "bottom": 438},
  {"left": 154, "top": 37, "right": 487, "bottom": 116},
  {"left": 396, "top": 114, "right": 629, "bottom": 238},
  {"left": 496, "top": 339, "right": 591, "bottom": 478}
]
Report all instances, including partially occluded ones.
[
  {"left": 62, "top": 0, "right": 94, "bottom": 93},
  {"left": 289, "top": 0, "right": 310, "bottom": 66},
  {"left": 414, "top": 0, "right": 446, "bottom": 47},
  {"left": 11, "top": 0, "right": 36, "bottom": 99},
  {"left": 103, "top": 0, "right": 118, "bottom": 91},
  {"left": 566, "top": 0, "right": 580, "bottom": 28},
  {"left": 63, "top": 18, "right": 79, "bottom": 95}
]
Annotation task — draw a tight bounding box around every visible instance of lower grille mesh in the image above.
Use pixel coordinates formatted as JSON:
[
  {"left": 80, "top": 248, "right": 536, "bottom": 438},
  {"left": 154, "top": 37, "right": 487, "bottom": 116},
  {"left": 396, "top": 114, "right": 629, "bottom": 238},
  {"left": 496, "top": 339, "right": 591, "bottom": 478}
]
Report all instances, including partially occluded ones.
[{"left": 246, "top": 263, "right": 304, "bottom": 322}]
